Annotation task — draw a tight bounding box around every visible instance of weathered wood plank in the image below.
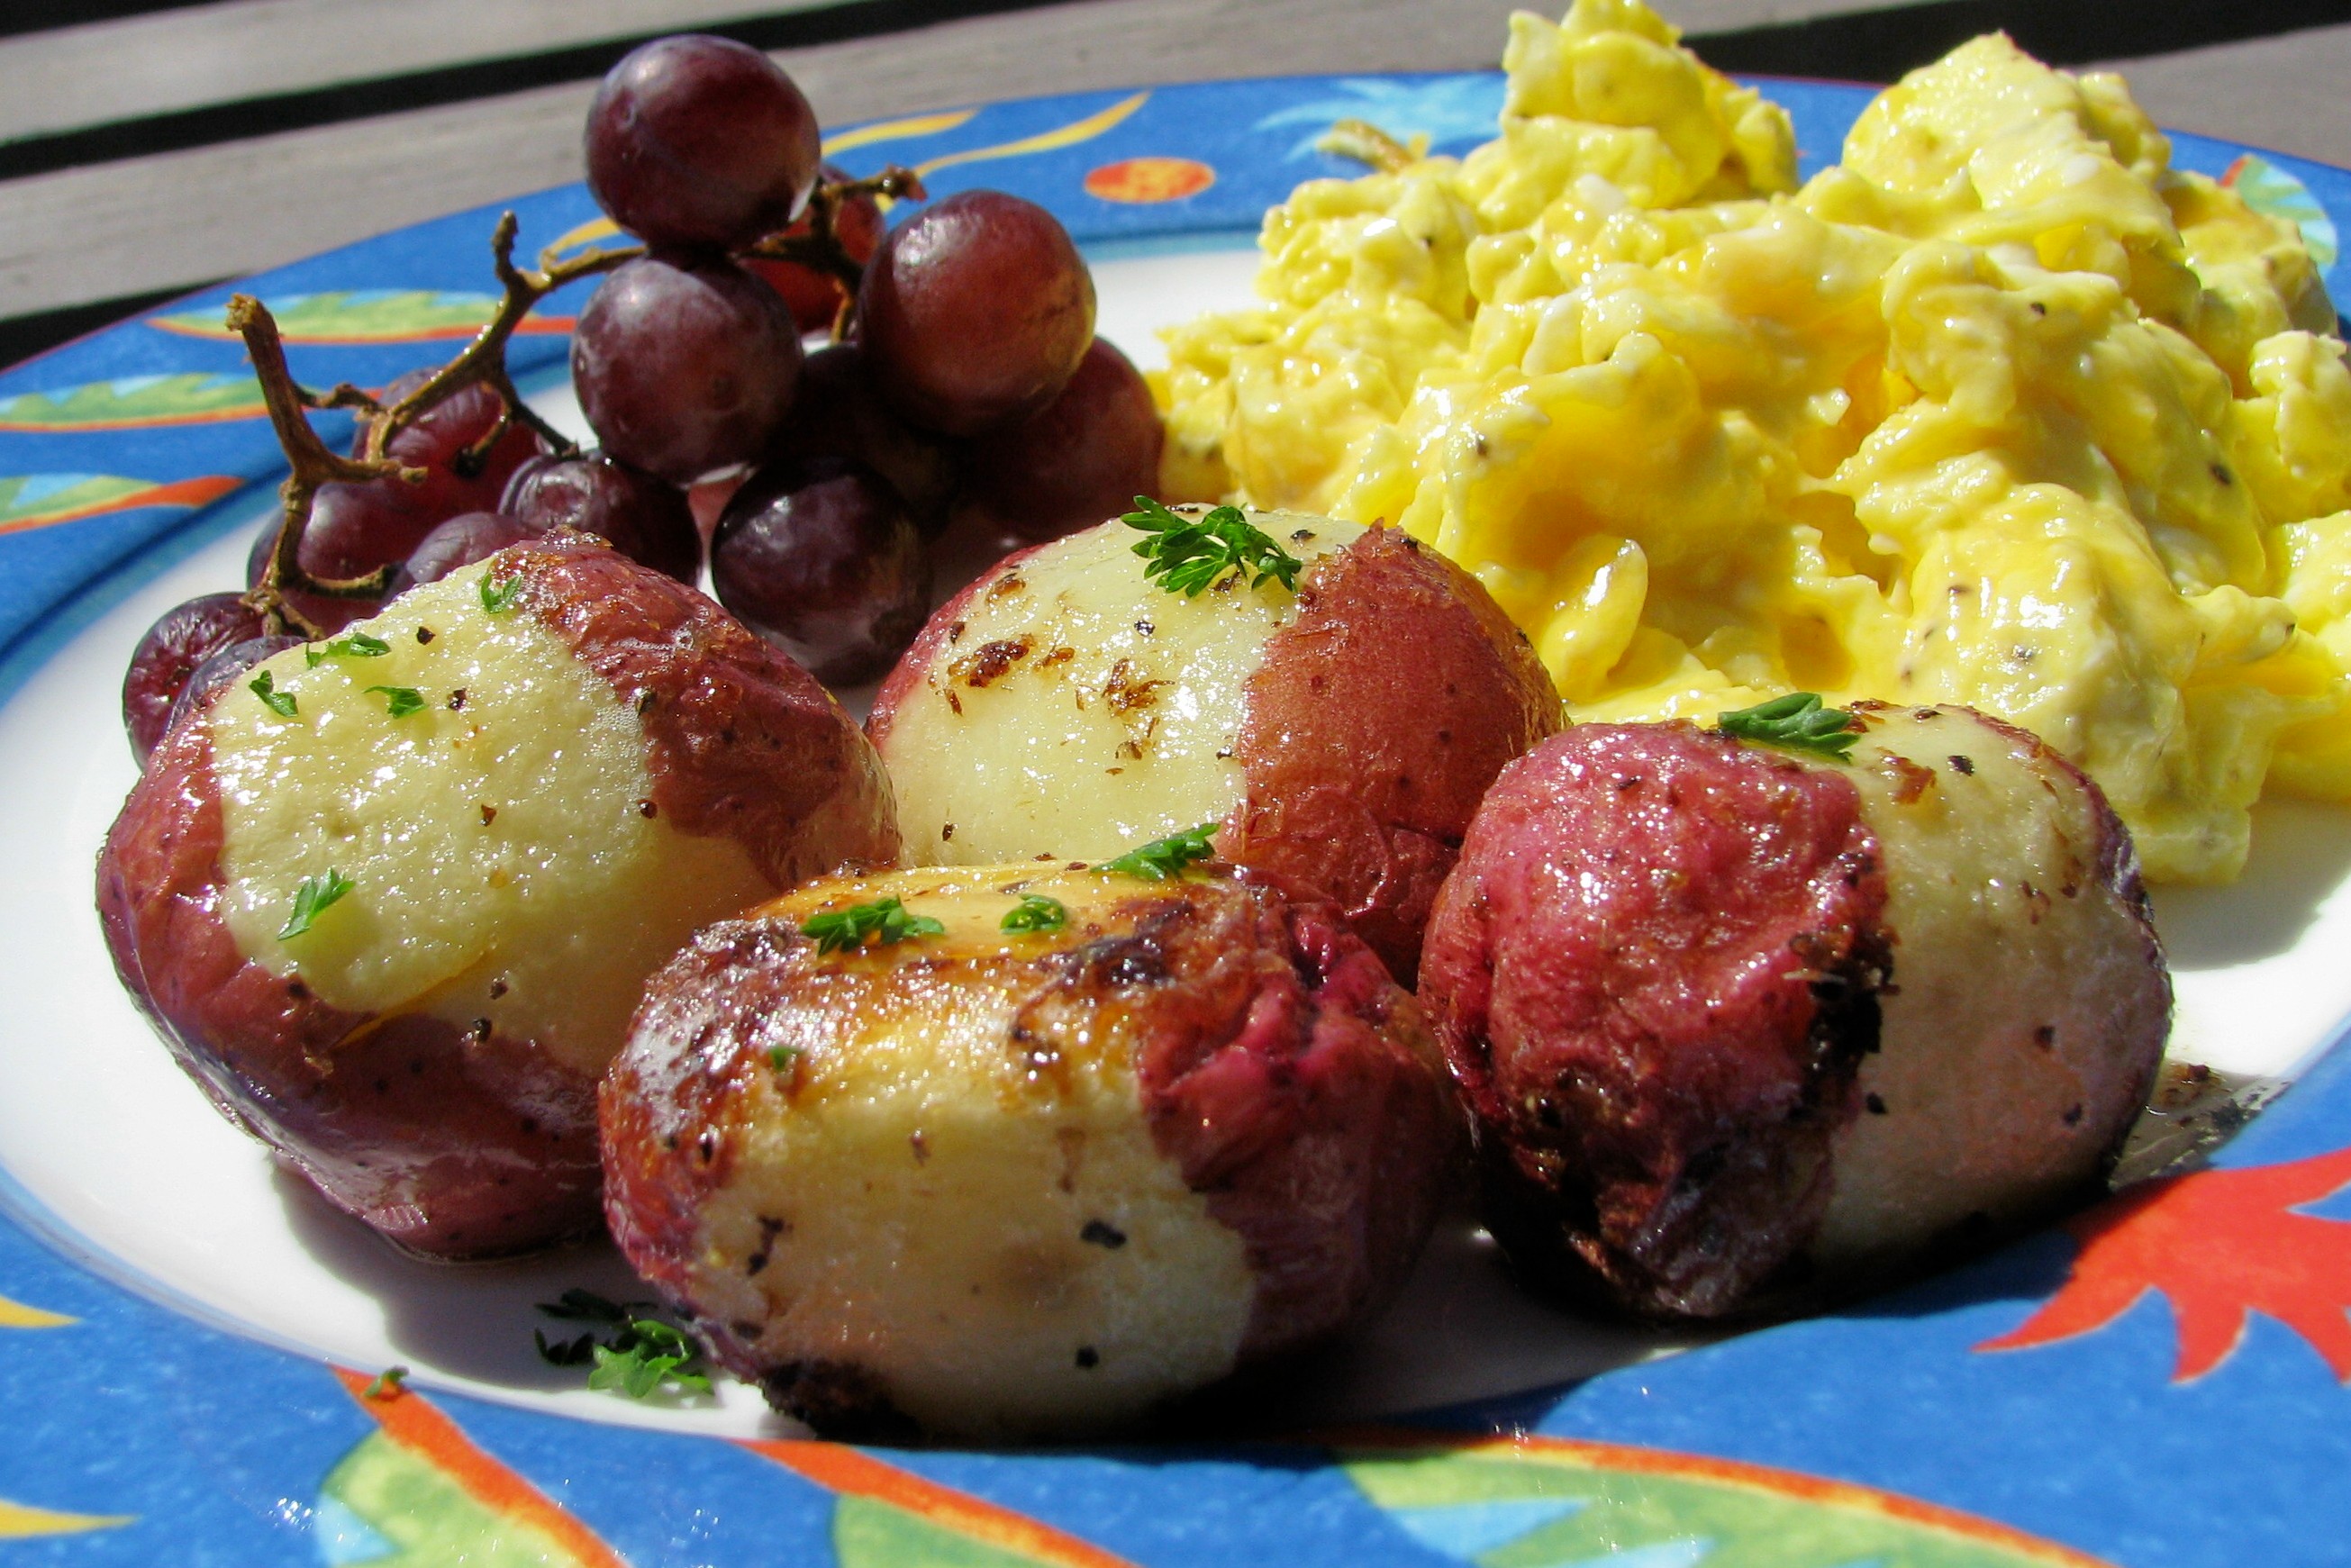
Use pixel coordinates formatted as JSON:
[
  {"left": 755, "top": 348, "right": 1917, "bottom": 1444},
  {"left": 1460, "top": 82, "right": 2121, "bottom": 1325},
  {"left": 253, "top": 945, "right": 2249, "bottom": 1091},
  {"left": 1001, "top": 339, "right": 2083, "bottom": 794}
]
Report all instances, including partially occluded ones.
[
  {"left": 0, "top": 0, "right": 838, "bottom": 143},
  {"left": 2095, "top": 22, "right": 2351, "bottom": 168}
]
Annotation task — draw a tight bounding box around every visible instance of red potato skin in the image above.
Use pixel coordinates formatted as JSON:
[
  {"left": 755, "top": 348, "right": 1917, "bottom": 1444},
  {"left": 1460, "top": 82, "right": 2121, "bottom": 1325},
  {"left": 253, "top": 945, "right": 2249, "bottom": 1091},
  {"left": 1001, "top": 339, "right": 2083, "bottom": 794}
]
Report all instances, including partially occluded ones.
[
  {"left": 96, "top": 533, "right": 899, "bottom": 1256},
  {"left": 602, "top": 875, "right": 1457, "bottom": 1436},
  {"left": 511, "top": 532, "right": 900, "bottom": 880},
  {"left": 1417, "top": 722, "right": 1892, "bottom": 1318},
  {"left": 1229, "top": 528, "right": 1560, "bottom": 981},
  {"left": 866, "top": 526, "right": 1560, "bottom": 983}
]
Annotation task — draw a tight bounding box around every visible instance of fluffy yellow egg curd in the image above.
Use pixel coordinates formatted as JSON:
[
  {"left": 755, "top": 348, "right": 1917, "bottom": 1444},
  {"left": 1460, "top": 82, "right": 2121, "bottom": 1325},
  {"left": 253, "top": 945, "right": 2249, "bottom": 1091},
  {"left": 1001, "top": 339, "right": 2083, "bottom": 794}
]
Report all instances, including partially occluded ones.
[{"left": 1158, "top": 0, "right": 2351, "bottom": 881}]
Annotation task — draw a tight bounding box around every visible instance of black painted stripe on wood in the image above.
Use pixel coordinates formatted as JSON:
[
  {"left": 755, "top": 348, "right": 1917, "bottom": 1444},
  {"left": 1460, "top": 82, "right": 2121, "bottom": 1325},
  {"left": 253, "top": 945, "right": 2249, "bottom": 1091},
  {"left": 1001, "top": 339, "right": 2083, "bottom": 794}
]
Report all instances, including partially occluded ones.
[{"left": 0, "top": 0, "right": 214, "bottom": 41}]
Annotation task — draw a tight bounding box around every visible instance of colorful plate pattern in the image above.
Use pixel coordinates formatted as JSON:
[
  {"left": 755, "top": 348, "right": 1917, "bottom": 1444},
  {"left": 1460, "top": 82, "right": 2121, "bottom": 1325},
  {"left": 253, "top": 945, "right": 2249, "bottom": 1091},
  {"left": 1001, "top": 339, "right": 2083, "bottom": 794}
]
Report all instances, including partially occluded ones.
[{"left": 4, "top": 75, "right": 2350, "bottom": 1568}]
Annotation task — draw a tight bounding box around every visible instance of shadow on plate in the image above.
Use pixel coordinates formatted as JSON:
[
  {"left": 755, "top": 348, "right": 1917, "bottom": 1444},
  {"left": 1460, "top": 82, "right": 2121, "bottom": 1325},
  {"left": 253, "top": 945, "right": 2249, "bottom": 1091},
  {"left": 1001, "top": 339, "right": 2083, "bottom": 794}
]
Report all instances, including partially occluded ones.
[
  {"left": 2152, "top": 798, "right": 2351, "bottom": 968},
  {"left": 273, "top": 1163, "right": 658, "bottom": 1391}
]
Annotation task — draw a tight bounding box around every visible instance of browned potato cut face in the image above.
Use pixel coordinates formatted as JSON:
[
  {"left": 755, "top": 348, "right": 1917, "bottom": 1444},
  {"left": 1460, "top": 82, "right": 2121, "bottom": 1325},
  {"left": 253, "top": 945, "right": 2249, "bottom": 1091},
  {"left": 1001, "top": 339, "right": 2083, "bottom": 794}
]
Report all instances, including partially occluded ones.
[
  {"left": 97, "top": 534, "right": 898, "bottom": 1256},
  {"left": 602, "top": 864, "right": 1457, "bottom": 1440},
  {"left": 867, "top": 510, "right": 1558, "bottom": 977}
]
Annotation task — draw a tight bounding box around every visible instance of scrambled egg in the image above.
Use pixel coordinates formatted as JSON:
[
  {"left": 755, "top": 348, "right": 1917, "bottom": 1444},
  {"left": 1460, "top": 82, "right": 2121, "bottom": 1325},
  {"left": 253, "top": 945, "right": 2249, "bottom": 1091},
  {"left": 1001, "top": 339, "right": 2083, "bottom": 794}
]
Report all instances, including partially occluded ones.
[{"left": 1157, "top": 0, "right": 2351, "bottom": 882}]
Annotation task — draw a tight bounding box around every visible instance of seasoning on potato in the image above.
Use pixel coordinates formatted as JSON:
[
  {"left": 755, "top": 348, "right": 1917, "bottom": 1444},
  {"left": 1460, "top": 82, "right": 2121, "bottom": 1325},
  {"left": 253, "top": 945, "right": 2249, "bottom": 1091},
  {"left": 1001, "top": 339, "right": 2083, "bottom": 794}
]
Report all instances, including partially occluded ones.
[
  {"left": 1158, "top": 0, "right": 2351, "bottom": 885},
  {"left": 866, "top": 503, "right": 1560, "bottom": 979},
  {"left": 96, "top": 532, "right": 899, "bottom": 1257},
  {"left": 1418, "top": 699, "right": 2171, "bottom": 1319},
  {"left": 600, "top": 862, "right": 1458, "bottom": 1440}
]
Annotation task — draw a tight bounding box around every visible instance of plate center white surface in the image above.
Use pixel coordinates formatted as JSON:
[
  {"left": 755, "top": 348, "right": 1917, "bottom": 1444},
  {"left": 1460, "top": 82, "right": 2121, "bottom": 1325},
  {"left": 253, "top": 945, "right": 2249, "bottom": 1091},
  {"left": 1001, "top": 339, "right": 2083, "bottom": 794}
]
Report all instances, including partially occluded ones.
[{"left": 0, "top": 248, "right": 2343, "bottom": 1439}]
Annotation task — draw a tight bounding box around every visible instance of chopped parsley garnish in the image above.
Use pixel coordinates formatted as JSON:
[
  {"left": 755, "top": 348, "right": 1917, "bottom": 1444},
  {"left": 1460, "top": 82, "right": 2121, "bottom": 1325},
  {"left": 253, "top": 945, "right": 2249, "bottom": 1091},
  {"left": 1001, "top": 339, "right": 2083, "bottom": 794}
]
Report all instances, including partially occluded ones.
[
  {"left": 366, "top": 684, "right": 426, "bottom": 718},
  {"left": 1000, "top": 892, "right": 1068, "bottom": 934},
  {"left": 304, "top": 630, "right": 389, "bottom": 668},
  {"left": 480, "top": 574, "right": 523, "bottom": 613},
  {"left": 277, "top": 868, "right": 351, "bottom": 940},
  {"left": 800, "top": 897, "right": 945, "bottom": 955},
  {"left": 1716, "top": 692, "right": 1860, "bottom": 761},
  {"left": 767, "top": 1044, "right": 800, "bottom": 1073},
  {"left": 249, "top": 669, "right": 296, "bottom": 718},
  {"left": 533, "top": 1290, "right": 710, "bottom": 1400},
  {"left": 362, "top": 1365, "right": 408, "bottom": 1400},
  {"left": 1099, "top": 823, "right": 1219, "bottom": 881},
  {"left": 1121, "top": 496, "right": 1303, "bottom": 597}
]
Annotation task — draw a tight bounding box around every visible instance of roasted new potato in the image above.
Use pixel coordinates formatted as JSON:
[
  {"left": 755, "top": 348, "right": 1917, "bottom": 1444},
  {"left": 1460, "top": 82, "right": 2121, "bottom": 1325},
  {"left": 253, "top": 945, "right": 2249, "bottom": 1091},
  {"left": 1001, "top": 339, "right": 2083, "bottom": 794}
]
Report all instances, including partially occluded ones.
[
  {"left": 97, "top": 532, "right": 899, "bottom": 1257},
  {"left": 602, "top": 863, "right": 1458, "bottom": 1440},
  {"left": 866, "top": 510, "right": 1560, "bottom": 978},
  {"left": 1418, "top": 702, "right": 2171, "bottom": 1318}
]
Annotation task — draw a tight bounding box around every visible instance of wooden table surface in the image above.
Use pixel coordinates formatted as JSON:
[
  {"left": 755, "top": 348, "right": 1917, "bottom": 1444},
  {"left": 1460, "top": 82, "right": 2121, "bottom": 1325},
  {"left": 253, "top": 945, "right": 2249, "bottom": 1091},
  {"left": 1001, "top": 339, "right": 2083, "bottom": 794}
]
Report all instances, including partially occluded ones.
[{"left": 2, "top": 0, "right": 2348, "bottom": 366}]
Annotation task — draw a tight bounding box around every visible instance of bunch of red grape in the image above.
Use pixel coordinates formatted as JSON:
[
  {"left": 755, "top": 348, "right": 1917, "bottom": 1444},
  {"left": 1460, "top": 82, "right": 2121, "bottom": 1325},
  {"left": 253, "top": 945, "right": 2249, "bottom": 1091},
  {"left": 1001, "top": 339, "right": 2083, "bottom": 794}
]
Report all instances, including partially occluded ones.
[{"left": 123, "top": 33, "right": 1164, "bottom": 760}]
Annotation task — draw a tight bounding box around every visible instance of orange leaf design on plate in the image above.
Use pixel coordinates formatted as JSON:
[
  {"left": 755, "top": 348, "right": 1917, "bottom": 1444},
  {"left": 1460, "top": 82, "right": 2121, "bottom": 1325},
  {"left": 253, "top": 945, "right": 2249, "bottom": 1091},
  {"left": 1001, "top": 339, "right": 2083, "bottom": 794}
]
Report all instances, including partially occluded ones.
[
  {"left": 1978, "top": 1146, "right": 2351, "bottom": 1381},
  {"left": 331, "top": 1366, "right": 631, "bottom": 1566},
  {"left": 1085, "top": 158, "right": 1216, "bottom": 204},
  {"left": 745, "top": 1439, "right": 1141, "bottom": 1567}
]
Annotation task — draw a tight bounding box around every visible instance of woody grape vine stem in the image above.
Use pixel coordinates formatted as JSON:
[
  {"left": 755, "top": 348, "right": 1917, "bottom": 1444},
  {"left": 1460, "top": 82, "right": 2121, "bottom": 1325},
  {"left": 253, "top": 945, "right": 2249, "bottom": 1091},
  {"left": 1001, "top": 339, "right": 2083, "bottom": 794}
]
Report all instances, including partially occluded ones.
[{"left": 231, "top": 166, "right": 921, "bottom": 637}]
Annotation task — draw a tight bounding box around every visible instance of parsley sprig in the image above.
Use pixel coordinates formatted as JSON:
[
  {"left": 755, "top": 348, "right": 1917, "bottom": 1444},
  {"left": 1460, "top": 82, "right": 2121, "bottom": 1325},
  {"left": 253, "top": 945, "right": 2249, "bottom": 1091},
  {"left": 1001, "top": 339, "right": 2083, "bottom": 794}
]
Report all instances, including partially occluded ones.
[
  {"left": 800, "top": 896, "right": 945, "bottom": 955},
  {"left": 305, "top": 630, "right": 389, "bottom": 668},
  {"left": 1122, "top": 497, "right": 1303, "bottom": 597},
  {"left": 1000, "top": 892, "right": 1068, "bottom": 934},
  {"left": 1100, "top": 823, "right": 1219, "bottom": 881},
  {"left": 277, "top": 868, "right": 351, "bottom": 940},
  {"left": 533, "top": 1289, "right": 712, "bottom": 1400},
  {"left": 1716, "top": 692, "right": 1861, "bottom": 761},
  {"left": 480, "top": 574, "right": 523, "bottom": 614},
  {"left": 249, "top": 669, "right": 296, "bottom": 718},
  {"left": 366, "top": 684, "right": 427, "bottom": 718}
]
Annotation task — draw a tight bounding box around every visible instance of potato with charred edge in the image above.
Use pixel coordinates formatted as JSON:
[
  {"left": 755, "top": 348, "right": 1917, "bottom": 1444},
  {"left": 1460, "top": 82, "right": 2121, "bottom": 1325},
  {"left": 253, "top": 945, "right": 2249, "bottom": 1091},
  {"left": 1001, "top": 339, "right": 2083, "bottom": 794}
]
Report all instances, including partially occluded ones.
[
  {"left": 602, "top": 863, "right": 1457, "bottom": 1440},
  {"left": 1418, "top": 702, "right": 2170, "bottom": 1319},
  {"left": 866, "top": 508, "right": 1560, "bottom": 981},
  {"left": 97, "top": 531, "right": 899, "bottom": 1258}
]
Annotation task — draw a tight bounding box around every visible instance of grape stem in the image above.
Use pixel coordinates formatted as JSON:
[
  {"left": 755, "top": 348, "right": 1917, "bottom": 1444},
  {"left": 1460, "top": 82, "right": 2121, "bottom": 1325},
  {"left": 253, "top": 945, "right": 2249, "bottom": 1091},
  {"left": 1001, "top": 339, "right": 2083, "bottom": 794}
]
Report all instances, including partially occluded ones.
[
  {"left": 229, "top": 295, "right": 422, "bottom": 638},
  {"left": 231, "top": 166, "right": 920, "bottom": 637},
  {"left": 740, "top": 168, "right": 927, "bottom": 334}
]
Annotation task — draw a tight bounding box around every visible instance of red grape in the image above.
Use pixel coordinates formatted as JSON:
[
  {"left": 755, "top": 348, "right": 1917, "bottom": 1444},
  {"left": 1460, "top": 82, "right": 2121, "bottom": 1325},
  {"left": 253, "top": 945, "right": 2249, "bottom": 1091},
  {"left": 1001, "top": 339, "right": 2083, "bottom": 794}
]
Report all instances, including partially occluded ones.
[
  {"left": 244, "top": 481, "right": 425, "bottom": 634},
  {"left": 585, "top": 35, "right": 820, "bottom": 251},
  {"left": 502, "top": 451, "right": 701, "bottom": 582},
  {"left": 857, "top": 190, "right": 1095, "bottom": 436},
  {"left": 123, "top": 592, "right": 264, "bottom": 763},
  {"left": 711, "top": 457, "right": 931, "bottom": 685},
  {"left": 358, "top": 369, "right": 542, "bottom": 516},
  {"left": 392, "top": 512, "right": 548, "bottom": 594},
  {"left": 953, "top": 338, "right": 1164, "bottom": 543},
  {"left": 163, "top": 634, "right": 305, "bottom": 742},
  {"left": 772, "top": 340, "right": 955, "bottom": 532},
  {"left": 573, "top": 253, "right": 803, "bottom": 485},
  {"left": 746, "top": 162, "right": 885, "bottom": 333}
]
